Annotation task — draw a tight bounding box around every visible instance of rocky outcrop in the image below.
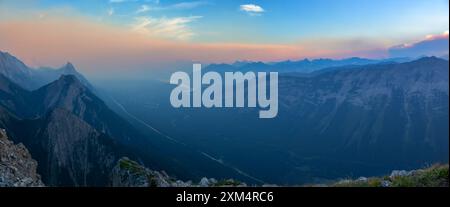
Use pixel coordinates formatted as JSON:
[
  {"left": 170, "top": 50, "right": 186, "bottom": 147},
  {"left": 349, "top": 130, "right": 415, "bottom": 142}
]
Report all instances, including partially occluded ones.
[
  {"left": 0, "top": 129, "right": 44, "bottom": 187},
  {"left": 112, "top": 157, "right": 193, "bottom": 187},
  {"left": 111, "top": 157, "right": 247, "bottom": 187}
]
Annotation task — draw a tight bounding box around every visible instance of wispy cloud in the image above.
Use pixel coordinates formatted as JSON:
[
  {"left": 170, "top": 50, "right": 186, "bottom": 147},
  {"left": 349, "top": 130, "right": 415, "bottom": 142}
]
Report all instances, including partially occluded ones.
[
  {"left": 240, "top": 4, "right": 264, "bottom": 16},
  {"left": 109, "top": 0, "right": 130, "bottom": 3},
  {"left": 107, "top": 8, "right": 114, "bottom": 16},
  {"left": 136, "top": 5, "right": 151, "bottom": 13},
  {"left": 132, "top": 16, "right": 202, "bottom": 40},
  {"left": 0, "top": 15, "right": 398, "bottom": 75},
  {"left": 171, "top": 1, "right": 208, "bottom": 9},
  {"left": 136, "top": 1, "right": 208, "bottom": 13}
]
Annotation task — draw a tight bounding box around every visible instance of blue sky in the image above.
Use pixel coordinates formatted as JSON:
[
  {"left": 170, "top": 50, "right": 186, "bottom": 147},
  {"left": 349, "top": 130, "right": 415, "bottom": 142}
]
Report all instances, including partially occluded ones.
[
  {"left": 0, "top": 0, "right": 448, "bottom": 74},
  {"left": 3, "top": 0, "right": 448, "bottom": 43}
]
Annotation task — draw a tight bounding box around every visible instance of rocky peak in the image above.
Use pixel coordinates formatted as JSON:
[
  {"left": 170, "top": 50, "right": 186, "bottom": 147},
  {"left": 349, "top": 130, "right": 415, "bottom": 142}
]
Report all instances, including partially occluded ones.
[
  {"left": 0, "top": 51, "right": 32, "bottom": 76},
  {"left": 60, "top": 62, "right": 77, "bottom": 73},
  {"left": 0, "top": 51, "right": 34, "bottom": 89},
  {"left": 0, "top": 129, "right": 44, "bottom": 187},
  {"left": 0, "top": 51, "right": 26, "bottom": 69}
]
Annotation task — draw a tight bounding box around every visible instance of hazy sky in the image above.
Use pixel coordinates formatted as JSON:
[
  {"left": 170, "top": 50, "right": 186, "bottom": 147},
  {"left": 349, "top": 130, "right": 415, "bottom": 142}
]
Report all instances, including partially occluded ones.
[{"left": 0, "top": 0, "right": 448, "bottom": 76}]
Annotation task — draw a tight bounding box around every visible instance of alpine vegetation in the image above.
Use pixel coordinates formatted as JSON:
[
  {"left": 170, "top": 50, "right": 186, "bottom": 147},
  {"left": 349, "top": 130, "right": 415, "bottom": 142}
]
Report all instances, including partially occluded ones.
[{"left": 170, "top": 64, "right": 278, "bottom": 118}]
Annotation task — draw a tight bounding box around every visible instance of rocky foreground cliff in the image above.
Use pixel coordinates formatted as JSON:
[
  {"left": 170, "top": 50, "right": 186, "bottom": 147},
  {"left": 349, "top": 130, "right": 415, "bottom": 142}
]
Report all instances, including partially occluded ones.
[{"left": 0, "top": 129, "right": 44, "bottom": 187}]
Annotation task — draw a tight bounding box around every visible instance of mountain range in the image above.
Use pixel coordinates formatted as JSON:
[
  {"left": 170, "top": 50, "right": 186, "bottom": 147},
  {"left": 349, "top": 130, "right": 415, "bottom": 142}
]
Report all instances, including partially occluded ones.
[
  {"left": 0, "top": 50, "right": 448, "bottom": 185},
  {"left": 277, "top": 57, "right": 448, "bottom": 169},
  {"left": 97, "top": 56, "right": 449, "bottom": 184},
  {"left": 203, "top": 57, "right": 414, "bottom": 74},
  {"left": 0, "top": 51, "right": 254, "bottom": 186}
]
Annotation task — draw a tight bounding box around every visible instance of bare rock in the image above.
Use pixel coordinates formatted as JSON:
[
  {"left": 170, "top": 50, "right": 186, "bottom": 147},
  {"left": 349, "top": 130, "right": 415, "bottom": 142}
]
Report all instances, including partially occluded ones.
[{"left": 0, "top": 129, "right": 44, "bottom": 187}]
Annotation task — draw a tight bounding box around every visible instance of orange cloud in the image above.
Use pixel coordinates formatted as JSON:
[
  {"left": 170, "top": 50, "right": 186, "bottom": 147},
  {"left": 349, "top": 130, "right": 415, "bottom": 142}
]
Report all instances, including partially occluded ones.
[{"left": 425, "top": 30, "right": 449, "bottom": 41}]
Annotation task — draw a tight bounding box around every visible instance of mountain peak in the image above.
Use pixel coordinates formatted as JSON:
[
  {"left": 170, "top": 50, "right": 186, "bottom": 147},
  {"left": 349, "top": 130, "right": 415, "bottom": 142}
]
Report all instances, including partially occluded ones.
[
  {"left": 0, "top": 51, "right": 15, "bottom": 60},
  {"left": 411, "top": 56, "right": 448, "bottom": 65},
  {"left": 301, "top": 58, "right": 310, "bottom": 62},
  {"left": 0, "top": 51, "right": 29, "bottom": 71},
  {"left": 61, "top": 62, "right": 77, "bottom": 73},
  {"left": 0, "top": 50, "right": 11, "bottom": 58}
]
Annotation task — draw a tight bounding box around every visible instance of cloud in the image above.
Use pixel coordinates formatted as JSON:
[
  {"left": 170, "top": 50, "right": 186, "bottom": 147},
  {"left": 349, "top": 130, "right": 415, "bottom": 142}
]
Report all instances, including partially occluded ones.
[
  {"left": 0, "top": 17, "right": 313, "bottom": 75},
  {"left": 389, "top": 31, "right": 449, "bottom": 58},
  {"left": 109, "top": 0, "right": 129, "bottom": 3},
  {"left": 171, "top": 1, "right": 208, "bottom": 9},
  {"left": 240, "top": 4, "right": 264, "bottom": 15},
  {"left": 132, "top": 16, "right": 202, "bottom": 40},
  {"left": 136, "top": 5, "right": 151, "bottom": 13},
  {"left": 425, "top": 30, "right": 449, "bottom": 40},
  {"left": 107, "top": 8, "right": 114, "bottom": 16},
  {"left": 4, "top": 7, "right": 438, "bottom": 76},
  {"left": 136, "top": 1, "right": 208, "bottom": 12}
]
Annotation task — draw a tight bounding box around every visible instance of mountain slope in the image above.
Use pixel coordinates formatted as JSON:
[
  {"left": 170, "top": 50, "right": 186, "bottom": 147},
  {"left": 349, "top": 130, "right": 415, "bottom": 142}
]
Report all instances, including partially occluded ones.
[
  {"left": 108, "top": 57, "right": 448, "bottom": 184},
  {"left": 274, "top": 57, "right": 449, "bottom": 178},
  {"left": 0, "top": 73, "right": 254, "bottom": 185},
  {"left": 12, "top": 108, "right": 129, "bottom": 186},
  {"left": 0, "top": 51, "right": 36, "bottom": 90},
  {"left": 30, "top": 75, "right": 141, "bottom": 144},
  {"left": 0, "top": 74, "right": 34, "bottom": 117},
  {"left": 0, "top": 72, "right": 147, "bottom": 185}
]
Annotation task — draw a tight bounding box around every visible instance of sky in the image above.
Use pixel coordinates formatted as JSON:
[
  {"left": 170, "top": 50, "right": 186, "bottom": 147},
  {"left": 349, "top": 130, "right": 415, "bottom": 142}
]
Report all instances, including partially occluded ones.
[{"left": 0, "top": 0, "right": 448, "bottom": 76}]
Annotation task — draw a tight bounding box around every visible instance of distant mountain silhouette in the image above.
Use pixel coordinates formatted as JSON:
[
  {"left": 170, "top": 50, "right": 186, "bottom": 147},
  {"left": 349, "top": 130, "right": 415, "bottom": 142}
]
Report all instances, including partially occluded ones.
[
  {"left": 0, "top": 51, "right": 92, "bottom": 90},
  {"left": 205, "top": 57, "right": 413, "bottom": 73}
]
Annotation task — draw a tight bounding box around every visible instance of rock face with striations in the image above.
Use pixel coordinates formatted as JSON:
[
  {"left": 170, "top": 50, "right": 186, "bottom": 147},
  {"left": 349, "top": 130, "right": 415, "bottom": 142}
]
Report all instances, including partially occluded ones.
[{"left": 0, "top": 129, "right": 44, "bottom": 187}]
